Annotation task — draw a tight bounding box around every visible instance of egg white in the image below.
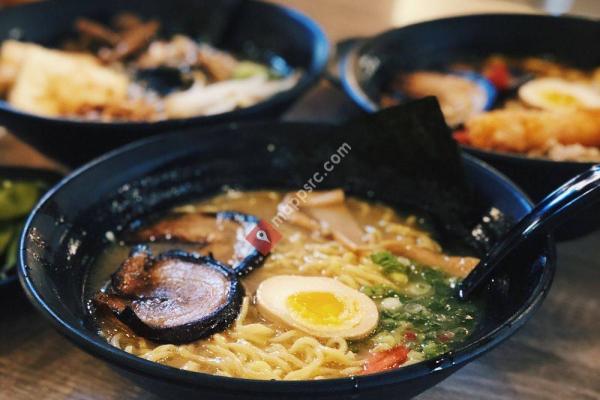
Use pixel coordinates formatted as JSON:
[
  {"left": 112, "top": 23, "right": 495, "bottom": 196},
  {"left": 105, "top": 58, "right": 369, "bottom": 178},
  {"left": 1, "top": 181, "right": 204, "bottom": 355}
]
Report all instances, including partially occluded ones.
[
  {"left": 519, "top": 77, "right": 600, "bottom": 111},
  {"left": 256, "top": 275, "right": 379, "bottom": 340}
]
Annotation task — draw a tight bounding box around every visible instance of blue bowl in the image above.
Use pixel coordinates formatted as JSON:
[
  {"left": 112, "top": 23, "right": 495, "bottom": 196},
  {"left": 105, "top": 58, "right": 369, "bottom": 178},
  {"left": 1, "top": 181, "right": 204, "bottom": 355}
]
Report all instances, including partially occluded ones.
[
  {"left": 0, "top": 0, "right": 328, "bottom": 166},
  {"left": 18, "top": 121, "right": 554, "bottom": 399}
]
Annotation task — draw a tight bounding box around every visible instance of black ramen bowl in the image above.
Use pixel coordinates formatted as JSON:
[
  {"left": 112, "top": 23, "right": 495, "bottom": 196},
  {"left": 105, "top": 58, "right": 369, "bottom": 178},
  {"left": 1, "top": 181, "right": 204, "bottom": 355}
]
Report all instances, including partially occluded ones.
[
  {"left": 0, "top": 0, "right": 328, "bottom": 166},
  {"left": 0, "top": 166, "right": 62, "bottom": 292},
  {"left": 19, "top": 121, "right": 555, "bottom": 399},
  {"left": 339, "top": 14, "right": 600, "bottom": 239}
]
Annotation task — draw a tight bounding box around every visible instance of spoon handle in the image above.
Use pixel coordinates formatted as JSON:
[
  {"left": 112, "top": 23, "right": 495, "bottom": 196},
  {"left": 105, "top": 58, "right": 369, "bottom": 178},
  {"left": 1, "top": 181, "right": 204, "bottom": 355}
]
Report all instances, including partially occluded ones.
[{"left": 458, "top": 164, "right": 600, "bottom": 300}]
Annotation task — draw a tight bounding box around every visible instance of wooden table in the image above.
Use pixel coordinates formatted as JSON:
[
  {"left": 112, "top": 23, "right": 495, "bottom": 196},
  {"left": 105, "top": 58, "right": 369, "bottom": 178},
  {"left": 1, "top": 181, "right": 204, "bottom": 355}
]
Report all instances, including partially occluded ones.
[{"left": 1, "top": 1, "right": 600, "bottom": 399}]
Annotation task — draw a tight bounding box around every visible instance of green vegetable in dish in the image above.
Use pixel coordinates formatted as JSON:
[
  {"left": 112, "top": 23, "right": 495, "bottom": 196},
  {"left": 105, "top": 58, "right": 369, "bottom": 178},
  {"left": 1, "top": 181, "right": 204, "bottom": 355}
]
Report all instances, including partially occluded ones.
[
  {"left": 371, "top": 251, "right": 408, "bottom": 273},
  {"left": 0, "top": 180, "right": 42, "bottom": 220},
  {"left": 2, "top": 228, "right": 19, "bottom": 277},
  {"left": 0, "top": 224, "right": 19, "bottom": 280},
  {"left": 363, "top": 251, "right": 480, "bottom": 359},
  {"left": 0, "top": 223, "right": 14, "bottom": 254},
  {"left": 0, "top": 180, "right": 46, "bottom": 280},
  {"left": 232, "top": 61, "right": 271, "bottom": 79}
]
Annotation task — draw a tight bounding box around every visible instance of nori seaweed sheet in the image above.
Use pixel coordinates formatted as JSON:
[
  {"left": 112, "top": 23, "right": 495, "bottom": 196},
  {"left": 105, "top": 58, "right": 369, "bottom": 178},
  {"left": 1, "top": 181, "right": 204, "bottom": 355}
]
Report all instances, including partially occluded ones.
[{"left": 282, "top": 96, "right": 512, "bottom": 255}]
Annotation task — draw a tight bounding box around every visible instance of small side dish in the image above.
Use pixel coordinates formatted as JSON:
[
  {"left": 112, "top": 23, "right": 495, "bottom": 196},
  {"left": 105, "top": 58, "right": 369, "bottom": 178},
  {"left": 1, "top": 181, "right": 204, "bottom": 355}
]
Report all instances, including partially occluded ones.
[
  {"left": 0, "top": 178, "right": 46, "bottom": 281},
  {"left": 0, "top": 13, "right": 299, "bottom": 121},
  {"left": 89, "top": 189, "right": 481, "bottom": 380},
  {"left": 381, "top": 56, "right": 600, "bottom": 162}
]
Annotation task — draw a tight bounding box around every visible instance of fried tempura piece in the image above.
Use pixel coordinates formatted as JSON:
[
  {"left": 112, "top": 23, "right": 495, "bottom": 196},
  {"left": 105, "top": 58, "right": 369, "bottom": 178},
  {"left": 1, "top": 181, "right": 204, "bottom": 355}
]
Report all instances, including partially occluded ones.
[
  {"left": 466, "top": 108, "right": 600, "bottom": 153},
  {"left": 0, "top": 40, "right": 41, "bottom": 94},
  {"left": 593, "top": 67, "right": 600, "bottom": 91},
  {"left": 7, "top": 45, "right": 129, "bottom": 117},
  {"left": 71, "top": 98, "right": 157, "bottom": 122}
]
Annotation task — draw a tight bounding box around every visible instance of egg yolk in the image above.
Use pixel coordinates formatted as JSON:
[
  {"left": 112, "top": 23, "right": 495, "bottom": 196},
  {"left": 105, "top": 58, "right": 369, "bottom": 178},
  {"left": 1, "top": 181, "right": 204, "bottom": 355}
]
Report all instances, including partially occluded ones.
[
  {"left": 286, "top": 291, "right": 355, "bottom": 327},
  {"left": 542, "top": 90, "right": 581, "bottom": 107}
]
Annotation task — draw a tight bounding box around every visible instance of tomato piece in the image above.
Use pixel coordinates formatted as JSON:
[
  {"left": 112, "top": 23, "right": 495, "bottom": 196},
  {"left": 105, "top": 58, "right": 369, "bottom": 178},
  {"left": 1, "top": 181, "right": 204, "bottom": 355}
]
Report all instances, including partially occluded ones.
[
  {"left": 437, "top": 331, "right": 455, "bottom": 343},
  {"left": 452, "top": 130, "right": 470, "bottom": 145},
  {"left": 362, "top": 345, "right": 409, "bottom": 375},
  {"left": 404, "top": 331, "right": 417, "bottom": 341},
  {"left": 484, "top": 61, "right": 510, "bottom": 91}
]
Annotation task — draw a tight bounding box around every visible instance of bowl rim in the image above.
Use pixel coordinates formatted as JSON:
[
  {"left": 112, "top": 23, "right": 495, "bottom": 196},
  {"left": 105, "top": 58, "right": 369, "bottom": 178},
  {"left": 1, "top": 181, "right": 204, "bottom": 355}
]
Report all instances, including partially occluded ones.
[
  {"left": 18, "top": 121, "right": 556, "bottom": 393},
  {"left": 338, "top": 12, "right": 599, "bottom": 167},
  {"left": 0, "top": 0, "right": 329, "bottom": 128}
]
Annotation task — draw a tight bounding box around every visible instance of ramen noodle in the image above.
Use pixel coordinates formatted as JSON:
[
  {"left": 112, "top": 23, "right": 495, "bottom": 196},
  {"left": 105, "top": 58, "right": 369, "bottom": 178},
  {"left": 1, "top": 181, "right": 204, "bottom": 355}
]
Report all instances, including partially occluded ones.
[{"left": 90, "top": 190, "right": 481, "bottom": 379}]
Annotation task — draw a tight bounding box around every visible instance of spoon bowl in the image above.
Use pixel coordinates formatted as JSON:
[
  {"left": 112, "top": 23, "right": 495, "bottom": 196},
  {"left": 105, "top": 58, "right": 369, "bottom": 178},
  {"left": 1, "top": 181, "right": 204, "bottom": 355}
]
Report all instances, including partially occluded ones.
[{"left": 459, "top": 164, "right": 600, "bottom": 299}]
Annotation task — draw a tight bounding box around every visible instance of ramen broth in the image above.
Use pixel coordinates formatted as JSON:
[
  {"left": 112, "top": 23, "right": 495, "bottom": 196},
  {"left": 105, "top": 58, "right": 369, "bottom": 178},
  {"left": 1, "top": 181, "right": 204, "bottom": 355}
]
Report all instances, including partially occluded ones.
[{"left": 89, "top": 190, "right": 481, "bottom": 379}]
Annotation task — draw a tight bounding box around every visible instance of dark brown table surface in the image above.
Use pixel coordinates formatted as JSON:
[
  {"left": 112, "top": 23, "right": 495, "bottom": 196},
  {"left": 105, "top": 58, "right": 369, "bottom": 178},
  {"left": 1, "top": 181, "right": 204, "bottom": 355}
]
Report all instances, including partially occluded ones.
[{"left": 1, "top": 1, "right": 599, "bottom": 399}]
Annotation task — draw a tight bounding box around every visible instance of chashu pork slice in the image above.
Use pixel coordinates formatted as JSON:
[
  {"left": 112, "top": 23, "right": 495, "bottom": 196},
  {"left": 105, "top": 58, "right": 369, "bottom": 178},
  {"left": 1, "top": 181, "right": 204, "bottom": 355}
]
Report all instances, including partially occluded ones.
[
  {"left": 133, "top": 211, "right": 257, "bottom": 266},
  {"left": 94, "top": 246, "right": 242, "bottom": 343}
]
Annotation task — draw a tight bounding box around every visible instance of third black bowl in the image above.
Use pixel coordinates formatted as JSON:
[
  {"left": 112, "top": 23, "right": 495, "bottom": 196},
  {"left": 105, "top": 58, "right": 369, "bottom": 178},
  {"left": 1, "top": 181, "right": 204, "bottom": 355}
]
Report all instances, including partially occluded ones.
[{"left": 339, "top": 14, "right": 600, "bottom": 238}]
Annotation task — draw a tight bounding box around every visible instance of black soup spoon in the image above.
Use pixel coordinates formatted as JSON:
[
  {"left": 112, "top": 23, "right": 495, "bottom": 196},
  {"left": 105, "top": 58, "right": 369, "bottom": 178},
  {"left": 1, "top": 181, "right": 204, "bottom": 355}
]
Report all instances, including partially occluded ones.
[{"left": 458, "top": 164, "right": 600, "bottom": 300}]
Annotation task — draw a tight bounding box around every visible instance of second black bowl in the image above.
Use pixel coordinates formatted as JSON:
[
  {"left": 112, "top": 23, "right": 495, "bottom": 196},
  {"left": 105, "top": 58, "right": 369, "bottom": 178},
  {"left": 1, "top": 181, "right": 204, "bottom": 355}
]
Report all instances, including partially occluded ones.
[{"left": 0, "top": 0, "right": 328, "bottom": 166}]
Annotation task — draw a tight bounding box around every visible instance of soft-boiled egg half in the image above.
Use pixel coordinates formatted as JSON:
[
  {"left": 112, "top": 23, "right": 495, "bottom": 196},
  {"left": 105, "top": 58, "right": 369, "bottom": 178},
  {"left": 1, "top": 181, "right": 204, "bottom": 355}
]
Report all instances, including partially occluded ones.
[
  {"left": 256, "top": 276, "right": 378, "bottom": 339},
  {"left": 518, "top": 77, "right": 600, "bottom": 111}
]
